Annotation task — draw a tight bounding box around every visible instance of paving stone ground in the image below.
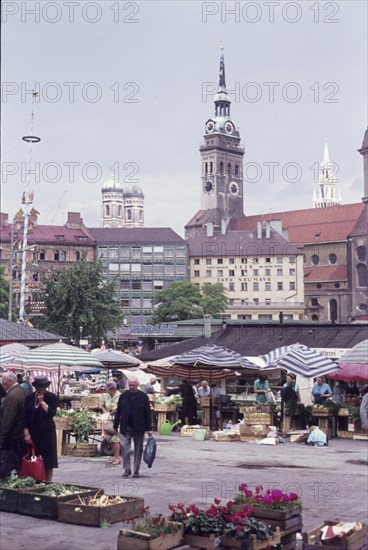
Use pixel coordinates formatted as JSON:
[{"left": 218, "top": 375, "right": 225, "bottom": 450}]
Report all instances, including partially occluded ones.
[{"left": 1, "top": 435, "right": 367, "bottom": 549}]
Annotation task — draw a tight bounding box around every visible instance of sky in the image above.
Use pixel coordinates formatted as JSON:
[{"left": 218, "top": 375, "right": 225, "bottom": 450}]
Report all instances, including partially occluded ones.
[{"left": 2, "top": 1, "right": 367, "bottom": 238}]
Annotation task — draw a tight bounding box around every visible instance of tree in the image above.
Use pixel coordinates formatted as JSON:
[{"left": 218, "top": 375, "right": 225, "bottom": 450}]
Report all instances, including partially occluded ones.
[
  {"left": 0, "top": 265, "right": 11, "bottom": 320},
  {"left": 150, "top": 281, "right": 228, "bottom": 324},
  {"left": 41, "top": 259, "right": 123, "bottom": 345}
]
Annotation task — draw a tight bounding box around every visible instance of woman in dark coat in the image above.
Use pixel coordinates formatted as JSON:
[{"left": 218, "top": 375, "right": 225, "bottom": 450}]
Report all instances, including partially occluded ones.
[
  {"left": 179, "top": 378, "right": 197, "bottom": 425},
  {"left": 22, "top": 376, "right": 58, "bottom": 481}
]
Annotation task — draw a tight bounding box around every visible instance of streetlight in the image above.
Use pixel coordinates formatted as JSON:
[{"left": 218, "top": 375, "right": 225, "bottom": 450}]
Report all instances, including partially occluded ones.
[{"left": 79, "top": 326, "right": 83, "bottom": 348}]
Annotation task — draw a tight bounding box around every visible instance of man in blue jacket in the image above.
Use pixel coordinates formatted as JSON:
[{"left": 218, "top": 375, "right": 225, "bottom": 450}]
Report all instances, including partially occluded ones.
[{"left": 113, "top": 377, "right": 152, "bottom": 478}]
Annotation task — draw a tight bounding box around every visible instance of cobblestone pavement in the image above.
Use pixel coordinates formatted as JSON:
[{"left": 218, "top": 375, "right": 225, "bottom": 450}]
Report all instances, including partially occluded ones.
[{"left": 1, "top": 435, "right": 367, "bottom": 549}]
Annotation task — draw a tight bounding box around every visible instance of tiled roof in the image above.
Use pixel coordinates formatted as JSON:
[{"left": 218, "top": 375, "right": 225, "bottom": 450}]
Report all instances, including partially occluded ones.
[
  {"left": 348, "top": 204, "right": 368, "bottom": 237},
  {"left": 1, "top": 224, "right": 95, "bottom": 245},
  {"left": 139, "top": 323, "right": 368, "bottom": 361},
  {"left": 188, "top": 228, "right": 301, "bottom": 257},
  {"left": 304, "top": 264, "right": 347, "bottom": 283},
  {"left": 0, "top": 319, "right": 65, "bottom": 345},
  {"left": 89, "top": 227, "right": 186, "bottom": 245},
  {"left": 230, "top": 203, "right": 364, "bottom": 244}
]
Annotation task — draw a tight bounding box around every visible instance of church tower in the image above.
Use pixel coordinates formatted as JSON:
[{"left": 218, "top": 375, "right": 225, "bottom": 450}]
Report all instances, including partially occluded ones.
[
  {"left": 200, "top": 48, "right": 245, "bottom": 221},
  {"left": 313, "top": 143, "right": 342, "bottom": 207},
  {"left": 101, "top": 180, "right": 124, "bottom": 228},
  {"left": 123, "top": 184, "right": 144, "bottom": 227}
]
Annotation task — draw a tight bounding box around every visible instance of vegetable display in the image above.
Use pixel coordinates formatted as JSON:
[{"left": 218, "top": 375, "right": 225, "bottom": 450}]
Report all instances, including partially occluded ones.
[
  {"left": 0, "top": 471, "right": 39, "bottom": 489},
  {"left": 76, "top": 494, "right": 126, "bottom": 507},
  {"left": 42, "top": 483, "right": 90, "bottom": 497}
]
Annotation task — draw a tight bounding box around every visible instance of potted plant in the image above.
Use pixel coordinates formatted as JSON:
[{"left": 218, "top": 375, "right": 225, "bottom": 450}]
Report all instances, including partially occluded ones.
[
  {"left": 222, "top": 508, "right": 280, "bottom": 549},
  {"left": 169, "top": 500, "right": 227, "bottom": 548},
  {"left": 65, "top": 409, "right": 98, "bottom": 456},
  {"left": 118, "top": 507, "right": 183, "bottom": 550}
]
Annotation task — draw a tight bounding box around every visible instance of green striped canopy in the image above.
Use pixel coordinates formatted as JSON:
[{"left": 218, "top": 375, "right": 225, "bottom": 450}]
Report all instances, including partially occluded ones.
[{"left": 16, "top": 342, "right": 103, "bottom": 369}]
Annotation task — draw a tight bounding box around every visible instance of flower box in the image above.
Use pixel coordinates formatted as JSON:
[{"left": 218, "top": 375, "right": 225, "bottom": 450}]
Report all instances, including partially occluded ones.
[
  {"left": 222, "top": 527, "right": 281, "bottom": 549},
  {"left": 183, "top": 532, "right": 222, "bottom": 549},
  {"left": 17, "top": 484, "right": 99, "bottom": 518},
  {"left": 58, "top": 494, "right": 144, "bottom": 526},
  {"left": 117, "top": 522, "right": 184, "bottom": 550},
  {"left": 303, "top": 521, "right": 367, "bottom": 549},
  {"left": 64, "top": 443, "right": 98, "bottom": 457}
]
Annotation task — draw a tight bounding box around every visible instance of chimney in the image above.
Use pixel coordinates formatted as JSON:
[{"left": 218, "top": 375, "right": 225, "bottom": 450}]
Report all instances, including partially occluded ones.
[{"left": 66, "top": 212, "right": 83, "bottom": 229}]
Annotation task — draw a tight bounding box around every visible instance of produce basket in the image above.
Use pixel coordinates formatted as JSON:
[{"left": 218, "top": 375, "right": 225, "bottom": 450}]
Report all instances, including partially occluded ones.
[
  {"left": 54, "top": 416, "right": 74, "bottom": 431},
  {"left": 58, "top": 494, "right": 144, "bottom": 526},
  {"left": 244, "top": 413, "right": 272, "bottom": 424},
  {"left": 181, "top": 425, "right": 201, "bottom": 437},
  {"left": 80, "top": 395, "right": 101, "bottom": 409},
  {"left": 154, "top": 403, "right": 176, "bottom": 412},
  {"left": 17, "top": 483, "right": 100, "bottom": 518}
]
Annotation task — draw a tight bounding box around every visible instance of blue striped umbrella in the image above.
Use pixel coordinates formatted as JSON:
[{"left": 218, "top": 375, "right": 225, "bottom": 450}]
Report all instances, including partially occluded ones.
[
  {"left": 171, "top": 344, "right": 259, "bottom": 370},
  {"left": 336, "top": 339, "right": 368, "bottom": 366},
  {"left": 262, "top": 344, "right": 340, "bottom": 378}
]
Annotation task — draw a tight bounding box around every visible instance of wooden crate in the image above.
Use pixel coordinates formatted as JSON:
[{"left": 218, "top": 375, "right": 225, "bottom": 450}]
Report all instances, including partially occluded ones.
[
  {"left": 244, "top": 413, "right": 272, "bottom": 424},
  {"left": 118, "top": 523, "right": 183, "bottom": 550},
  {"left": 239, "top": 424, "right": 268, "bottom": 437},
  {"left": 184, "top": 532, "right": 222, "bottom": 549},
  {"left": 154, "top": 403, "right": 176, "bottom": 412},
  {"left": 80, "top": 395, "right": 101, "bottom": 409},
  {"left": 213, "top": 431, "right": 241, "bottom": 442},
  {"left": 64, "top": 443, "right": 98, "bottom": 457},
  {"left": 17, "top": 484, "right": 100, "bottom": 518},
  {"left": 58, "top": 494, "right": 144, "bottom": 526},
  {"left": 54, "top": 416, "right": 74, "bottom": 430},
  {"left": 312, "top": 406, "right": 330, "bottom": 417},
  {"left": 302, "top": 521, "right": 367, "bottom": 549},
  {"left": 337, "top": 431, "right": 354, "bottom": 439},
  {"left": 338, "top": 409, "right": 349, "bottom": 416},
  {"left": 181, "top": 425, "right": 201, "bottom": 437},
  {"left": 222, "top": 527, "right": 281, "bottom": 549}
]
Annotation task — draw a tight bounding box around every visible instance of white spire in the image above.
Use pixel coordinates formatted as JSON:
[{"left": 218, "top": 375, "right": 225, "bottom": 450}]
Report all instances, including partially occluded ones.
[{"left": 313, "top": 142, "right": 342, "bottom": 208}]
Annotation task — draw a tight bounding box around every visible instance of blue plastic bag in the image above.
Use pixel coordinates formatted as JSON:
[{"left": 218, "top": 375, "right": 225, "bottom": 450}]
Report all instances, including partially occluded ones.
[{"left": 143, "top": 436, "right": 157, "bottom": 468}]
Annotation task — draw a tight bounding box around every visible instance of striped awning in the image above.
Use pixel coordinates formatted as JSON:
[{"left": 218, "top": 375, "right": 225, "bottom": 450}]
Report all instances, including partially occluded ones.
[
  {"left": 15, "top": 342, "right": 103, "bottom": 369},
  {"left": 171, "top": 344, "right": 260, "bottom": 369},
  {"left": 336, "top": 339, "right": 368, "bottom": 366},
  {"left": 262, "top": 344, "right": 340, "bottom": 378}
]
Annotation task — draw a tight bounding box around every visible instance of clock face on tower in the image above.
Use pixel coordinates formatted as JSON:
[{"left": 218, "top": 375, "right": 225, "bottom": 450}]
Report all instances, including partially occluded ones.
[
  {"left": 229, "top": 181, "right": 239, "bottom": 194},
  {"left": 203, "top": 179, "right": 214, "bottom": 193},
  {"left": 206, "top": 121, "right": 215, "bottom": 133},
  {"left": 224, "top": 121, "right": 234, "bottom": 134}
]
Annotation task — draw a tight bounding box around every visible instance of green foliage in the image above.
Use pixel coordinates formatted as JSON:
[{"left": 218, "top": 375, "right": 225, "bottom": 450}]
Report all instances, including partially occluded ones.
[
  {"left": 41, "top": 259, "right": 123, "bottom": 345},
  {"left": 347, "top": 405, "right": 360, "bottom": 420},
  {"left": 0, "top": 265, "right": 12, "bottom": 320},
  {"left": 150, "top": 281, "right": 228, "bottom": 324},
  {"left": 71, "top": 408, "right": 97, "bottom": 443}
]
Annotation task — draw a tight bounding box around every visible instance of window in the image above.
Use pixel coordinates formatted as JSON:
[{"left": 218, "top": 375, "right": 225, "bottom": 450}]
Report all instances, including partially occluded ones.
[
  {"left": 194, "top": 270, "right": 200, "bottom": 277},
  {"left": 316, "top": 283, "right": 322, "bottom": 289},
  {"left": 276, "top": 257, "right": 283, "bottom": 264},
  {"left": 55, "top": 234, "right": 65, "bottom": 241},
  {"left": 229, "top": 258, "right": 235, "bottom": 264},
  {"left": 153, "top": 281, "right": 164, "bottom": 290},
  {"left": 120, "top": 280, "right": 130, "bottom": 290},
  {"left": 227, "top": 162, "right": 231, "bottom": 175},
  {"left": 120, "top": 263, "right": 130, "bottom": 274},
  {"left": 253, "top": 258, "right": 259, "bottom": 264},
  {"left": 253, "top": 298, "right": 259, "bottom": 305},
  {"left": 258, "top": 314, "right": 272, "bottom": 320},
  {"left": 277, "top": 282, "right": 283, "bottom": 290},
  {"left": 329, "top": 299, "right": 338, "bottom": 323},
  {"left": 143, "top": 282, "right": 152, "bottom": 291},
  {"left": 217, "top": 270, "right": 223, "bottom": 277},
  {"left": 176, "top": 266, "right": 187, "bottom": 276},
  {"left": 132, "top": 264, "right": 141, "bottom": 273},
  {"left": 277, "top": 268, "right": 283, "bottom": 276},
  {"left": 241, "top": 269, "right": 247, "bottom": 276},
  {"left": 132, "top": 281, "right": 141, "bottom": 290},
  {"left": 265, "top": 268, "right": 271, "bottom": 276},
  {"left": 357, "top": 264, "right": 368, "bottom": 287},
  {"left": 131, "top": 246, "right": 141, "bottom": 259},
  {"left": 289, "top": 281, "right": 296, "bottom": 290},
  {"left": 206, "top": 270, "right": 211, "bottom": 277},
  {"left": 265, "top": 298, "right": 271, "bottom": 305},
  {"left": 289, "top": 256, "right": 296, "bottom": 264},
  {"left": 311, "top": 298, "right": 319, "bottom": 306},
  {"left": 139, "top": 210, "right": 143, "bottom": 221},
  {"left": 109, "top": 248, "right": 119, "bottom": 260},
  {"left": 329, "top": 253, "right": 337, "bottom": 264},
  {"left": 334, "top": 283, "right": 340, "bottom": 288},
  {"left": 165, "top": 265, "right": 175, "bottom": 275},
  {"left": 238, "top": 314, "right": 252, "bottom": 320},
  {"left": 153, "top": 265, "right": 163, "bottom": 275},
  {"left": 265, "top": 257, "right": 271, "bottom": 263},
  {"left": 253, "top": 269, "right": 259, "bottom": 276},
  {"left": 357, "top": 246, "right": 366, "bottom": 261},
  {"left": 311, "top": 255, "right": 319, "bottom": 265},
  {"left": 265, "top": 282, "right": 271, "bottom": 291},
  {"left": 165, "top": 248, "right": 175, "bottom": 258},
  {"left": 241, "top": 299, "right": 248, "bottom": 305},
  {"left": 75, "top": 251, "right": 80, "bottom": 260},
  {"left": 206, "top": 258, "right": 212, "bottom": 265},
  {"left": 32, "top": 272, "right": 39, "bottom": 281},
  {"left": 143, "top": 246, "right": 152, "bottom": 258},
  {"left": 229, "top": 270, "right": 235, "bottom": 277},
  {"left": 229, "top": 283, "right": 235, "bottom": 291},
  {"left": 194, "top": 259, "right": 200, "bottom": 265},
  {"left": 228, "top": 299, "right": 234, "bottom": 306},
  {"left": 176, "top": 247, "right": 186, "bottom": 258},
  {"left": 127, "top": 209, "right": 132, "bottom": 220},
  {"left": 289, "top": 268, "right": 296, "bottom": 275},
  {"left": 217, "top": 258, "right": 223, "bottom": 264},
  {"left": 253, "top": 282, "right": 259, "bottom": 291},
  {"left": 105, "top": 205, "right": 110, "bottom": 216},
  {"left": 235, "top": 165, "right": 239, "bottom": 176},
  {"left": 241, "top": 258, "right": 247, "bottom": 264},
  {"left": 142, "top": 299, "right": 152, "bottom": 308},
  {"left": 241, "top": 283, "right": 247, "bottom": 291},
  {"left": 219, "top": 161, "right": 223, "bottom": 174},
  {"left": 54, "top": 250, "right": 60, "bottom": 261},
  {"left": 121, "top": 299, "right": 130, "bottom": 308},
  {"left": 118, "top": 205, "right": 122, "bottom": 217},
  {"left": 39, "top": 250, "right": 45, "bottom": 260}
]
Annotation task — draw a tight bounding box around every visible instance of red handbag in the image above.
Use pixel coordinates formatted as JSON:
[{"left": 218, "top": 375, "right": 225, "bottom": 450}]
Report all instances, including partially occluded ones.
[{"left": 19, "top": 444, "right": 46, "bottom": 481}]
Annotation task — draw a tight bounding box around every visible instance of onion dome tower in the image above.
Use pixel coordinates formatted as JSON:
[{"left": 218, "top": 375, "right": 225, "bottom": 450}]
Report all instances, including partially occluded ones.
[
  {"left": 101, "top": 180, "right": 124, "bottom": 228},
  {"left": 123, "top": 184, "right": 144, "bottom": 227}
]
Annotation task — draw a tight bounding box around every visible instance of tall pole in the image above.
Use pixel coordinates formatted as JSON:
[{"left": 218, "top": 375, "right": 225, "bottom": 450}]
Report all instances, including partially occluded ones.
[
  {"left": 19, "top": 93, "right": 40, "bottom": 322},
  {"left": 8, "top": 221, "right": 15, "bottom": 321}
]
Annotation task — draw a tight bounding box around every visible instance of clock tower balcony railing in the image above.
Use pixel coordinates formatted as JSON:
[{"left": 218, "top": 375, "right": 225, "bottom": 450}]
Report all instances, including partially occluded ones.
[{"left": 199, "top": 140, "right": 244, "bottom": 153}]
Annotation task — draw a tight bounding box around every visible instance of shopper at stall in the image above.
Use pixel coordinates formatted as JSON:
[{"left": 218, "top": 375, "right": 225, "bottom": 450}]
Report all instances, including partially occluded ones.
[
  {"left": 283, "top": 373, "right": 300, "bottom": 402},
  {"left": 198, "top": 380, "right": 210, "bottom": 397},
  {"left": 0, "top": 371, "right": 26, "bottom": 468},
  {"left": 311, "top": 377, "right": 332, "bottom": 405},
  {"left": 99, "top": 381, "right": 121, "bottom": 465},
  {"left": 22, "top": 376, "right": 58, "bottom": 482},
  {"left": 113, "top": 377, "right": 152, "bottom": 478},
  {"left": 20, "top": 375, "right": 34, "bottom": 396},
  {"left": 360, "top": 386, "right": 368, "bottom": 431},
  {"left": 254, "top": 374, "right": 269, "bottom": 404},
  {"left": 179, "top": 378, "right": 198, "bottom": 426}
]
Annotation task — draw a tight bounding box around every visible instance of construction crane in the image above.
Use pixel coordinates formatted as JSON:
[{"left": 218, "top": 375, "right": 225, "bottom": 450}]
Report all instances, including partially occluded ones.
[{"left": 49, "top": 190, "right": 68, "bottom": 224}]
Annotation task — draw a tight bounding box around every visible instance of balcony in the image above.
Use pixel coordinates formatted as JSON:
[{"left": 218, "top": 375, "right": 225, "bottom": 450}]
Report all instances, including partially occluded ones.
[{"left": 227, "top": 301, "right": 304, "bottom": 309}]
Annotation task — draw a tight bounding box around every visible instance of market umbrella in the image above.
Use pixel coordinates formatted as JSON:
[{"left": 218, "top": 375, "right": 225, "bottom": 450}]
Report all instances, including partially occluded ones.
[
  {"left": 261, "top": 344, "right": 341, "bottom": 378},
  {"left": 328, "top": 339, "right": 368, "bottom": 380},
  {"left": 0, "top": 343, "right": 30, "bottom": 365},
  {"left": 12, "top": 342, "right": 103, "bottom": 396},
  {"left": 147, "top": 355, "right": 241, "bottom": 381},
  {"left": 90, "top": 349, "right": 143, "bottom": 388},
  {"left": 169, "top": 345, "right": 259, "bottom": 429}
]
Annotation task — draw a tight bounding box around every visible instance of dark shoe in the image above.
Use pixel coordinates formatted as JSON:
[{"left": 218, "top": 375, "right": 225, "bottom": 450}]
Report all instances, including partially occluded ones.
[
  {"left": 132, "top": 472, "right": 140, "bottom": 478},
  {"left": 122, "top": 470, "right": 131, "bottom": 478}
]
